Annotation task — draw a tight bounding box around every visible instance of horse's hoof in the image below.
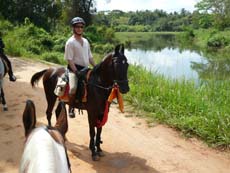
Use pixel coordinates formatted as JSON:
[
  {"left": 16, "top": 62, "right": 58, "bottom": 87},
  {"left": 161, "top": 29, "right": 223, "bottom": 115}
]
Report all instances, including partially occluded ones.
[
  {"left": 97, "top": 151, "right": 105, "bottom": 157},
  {"left": 92, "top": 154, "right": 100, "bottom": 161},
  {"left": 3, "top": 107, "right": 8, "bottom": 111}
]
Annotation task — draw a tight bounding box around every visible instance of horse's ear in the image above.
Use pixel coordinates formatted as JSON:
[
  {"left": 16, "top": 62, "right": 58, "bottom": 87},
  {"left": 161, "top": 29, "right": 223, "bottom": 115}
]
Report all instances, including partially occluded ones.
[
  {"left": 23, "top": 100, "right": 36, "bottom": 137},
  {"left": 55, "top": 101, "right": 68, "bottom": 138},
  {"left": 120, "top": 44, "right": 124, "bottom": 55},
  {"left": 115, "top": 44, "right": 120, "bottom": 55}
]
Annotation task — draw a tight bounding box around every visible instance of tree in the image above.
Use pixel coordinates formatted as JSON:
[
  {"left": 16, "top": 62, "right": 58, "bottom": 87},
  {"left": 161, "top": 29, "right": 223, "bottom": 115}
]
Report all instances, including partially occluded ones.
[
  {"left": 0, "top": 0, "right": 62, "bottom": 31},
  {"left": 195, "top": 0, "right": 230, "bottom": 29},
  {"left": 63, "top": 0, "right": 96, "bottom": 25}
]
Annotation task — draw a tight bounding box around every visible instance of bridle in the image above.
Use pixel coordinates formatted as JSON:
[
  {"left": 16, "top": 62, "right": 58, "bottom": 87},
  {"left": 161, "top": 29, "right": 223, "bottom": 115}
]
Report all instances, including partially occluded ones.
[{"left": 87, "top": 54, "right": 129, "bottom": 91}]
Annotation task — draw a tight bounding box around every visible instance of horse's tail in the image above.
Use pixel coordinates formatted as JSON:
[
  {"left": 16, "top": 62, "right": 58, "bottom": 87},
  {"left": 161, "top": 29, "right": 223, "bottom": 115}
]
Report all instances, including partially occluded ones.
[{"left": 31, "top": 69, "right": 48, "bottom": 87}]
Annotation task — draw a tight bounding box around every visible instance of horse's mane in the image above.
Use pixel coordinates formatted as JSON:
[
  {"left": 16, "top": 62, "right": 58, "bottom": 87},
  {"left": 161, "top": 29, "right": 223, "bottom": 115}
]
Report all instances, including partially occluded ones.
[
  {"left": 20, "top": 126, "right": 69, "bottom": 173},
  {"left": 92, "top": 52, "right": 113, "bottom": 74}
]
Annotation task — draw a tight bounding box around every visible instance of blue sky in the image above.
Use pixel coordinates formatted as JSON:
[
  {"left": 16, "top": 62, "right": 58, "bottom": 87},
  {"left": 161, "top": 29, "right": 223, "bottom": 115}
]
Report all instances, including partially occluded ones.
[{"left": 96, "top": 0, "right": 200, "bottom": 13}]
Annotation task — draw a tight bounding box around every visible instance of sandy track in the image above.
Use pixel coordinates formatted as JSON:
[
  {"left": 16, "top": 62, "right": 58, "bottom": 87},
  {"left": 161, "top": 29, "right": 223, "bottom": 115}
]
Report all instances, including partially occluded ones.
[{"left": 0, "top": 57, "right": 230, "bottom": 173}]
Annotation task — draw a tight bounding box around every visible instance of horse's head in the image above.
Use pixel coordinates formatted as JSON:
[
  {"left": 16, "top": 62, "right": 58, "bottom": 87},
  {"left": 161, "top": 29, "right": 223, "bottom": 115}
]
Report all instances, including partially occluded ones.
[
  {"left": 22, "top": 100, "right": 68, "bottom": 139},
  {"left": 112, "top": 44, "right": 130, "bottom": 93},
  {"left": 21, "top": 100, "right": 70, "bottom": 173},
  {"left": 93, "top": 44, "right": 129, "bottom": 94}
]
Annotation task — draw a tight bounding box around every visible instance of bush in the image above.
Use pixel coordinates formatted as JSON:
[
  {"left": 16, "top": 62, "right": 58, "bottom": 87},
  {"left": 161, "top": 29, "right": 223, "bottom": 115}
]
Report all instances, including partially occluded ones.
[
  {"left": 53, "top": 36, "right": 67, "bottom": 52},
  {"left": 27, "top": 44, "right": 41, "bottom": 55},
  {"left": 0, "top": 19, "right": 14, "bottom": 36},
  {"left": 41, "top": 52, "right": 65, "bottom": 65},
  {"left": 207, "top": 35, "right": 228, "bottom": 48},
  {"left": 6, "top": 43, "right": 24, "bottom": 57},
  {"left": 183, "top": 27, "right": 195, "bottom": 38},
  {"left": 93, "top": 43, "right": 114, "bottom": 54},
  {"left": 41, "top": 37, "right": 54, "bottom": 50}
]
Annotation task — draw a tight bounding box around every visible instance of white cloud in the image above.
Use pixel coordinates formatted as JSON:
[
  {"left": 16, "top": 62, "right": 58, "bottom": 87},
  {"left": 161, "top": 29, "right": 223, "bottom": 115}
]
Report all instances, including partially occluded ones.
[{"left": 96, "top": 0, "right": 200, "bottom": 12}]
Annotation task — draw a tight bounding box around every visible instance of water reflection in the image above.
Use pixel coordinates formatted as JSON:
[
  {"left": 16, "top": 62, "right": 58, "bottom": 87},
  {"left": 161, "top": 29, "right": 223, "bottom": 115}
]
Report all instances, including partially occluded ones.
[
  {"left": 126, "top": 48, "right": 207, "bottom": 81},
  {"left": 126, "top": 34, "right": 230, "bottom": 81},
  {"left": 131, "top": 34, "right": 179, "bottom": 51},
  {"left": 191, "top": 58, "right": 230, "bottom": 80}
]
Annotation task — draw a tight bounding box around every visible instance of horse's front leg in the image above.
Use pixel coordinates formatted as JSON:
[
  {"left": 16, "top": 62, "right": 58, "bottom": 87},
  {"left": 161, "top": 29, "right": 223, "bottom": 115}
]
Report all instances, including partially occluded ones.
[
  {"left": 96, "top": 127, "right": 105, "bottom": 157},
  {"left": 89, "top": 124, "right": 100, "bottom": 161},
  {"left": 1, "top": 88, "right": 7, "bottom": 111}
]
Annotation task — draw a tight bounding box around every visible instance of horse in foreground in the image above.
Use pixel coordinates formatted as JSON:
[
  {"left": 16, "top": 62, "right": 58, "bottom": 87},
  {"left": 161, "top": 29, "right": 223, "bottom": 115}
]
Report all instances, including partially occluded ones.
[
  {"left": 31, "top": 44, "right": 129, "bottom": 160},
  {"left": 20, "top": 100, "right": 70, "bottom": 173},
  {"left": 0, "top": 57, "right": 8, "bottom": 111}
]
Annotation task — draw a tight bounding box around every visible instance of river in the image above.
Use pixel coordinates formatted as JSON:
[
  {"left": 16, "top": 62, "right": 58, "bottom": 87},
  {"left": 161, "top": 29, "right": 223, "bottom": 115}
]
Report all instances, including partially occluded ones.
[{"left": 125, "top": 34, "right": 230, "bottom": 82}]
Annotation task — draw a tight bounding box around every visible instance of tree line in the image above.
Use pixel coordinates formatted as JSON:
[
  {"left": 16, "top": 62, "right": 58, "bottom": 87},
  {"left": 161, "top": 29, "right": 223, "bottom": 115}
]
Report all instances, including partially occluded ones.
[
  {"left": 0, "top": 0, "right": 96, "bottom": 31},
  {"left": 95, "top": 0, "right": 230, "bottom": 32},
  {"left": 0, "top": 0, "right": 229, "bottom": 32}
]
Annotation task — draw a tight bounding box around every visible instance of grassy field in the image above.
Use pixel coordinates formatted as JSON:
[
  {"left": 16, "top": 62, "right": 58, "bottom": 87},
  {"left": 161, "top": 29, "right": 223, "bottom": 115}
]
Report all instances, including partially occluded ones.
[{"left": 126, "top": 65, "right": 230, "bottom": 148}]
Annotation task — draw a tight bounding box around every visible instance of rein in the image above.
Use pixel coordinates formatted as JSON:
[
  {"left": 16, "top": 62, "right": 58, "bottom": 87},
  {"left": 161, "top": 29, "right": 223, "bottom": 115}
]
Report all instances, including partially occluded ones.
[
  {"left": 87, "top": 82, "right": 113, "bottom": 91},
  {"left": 87, "top": 79, "right": 128, "bottom": 92}
]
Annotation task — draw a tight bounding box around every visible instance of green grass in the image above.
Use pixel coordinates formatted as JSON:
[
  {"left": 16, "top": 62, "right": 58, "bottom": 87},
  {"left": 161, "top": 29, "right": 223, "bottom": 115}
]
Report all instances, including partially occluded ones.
[{"left": 125, "top": 65, "right": 230, "bottom": 148}]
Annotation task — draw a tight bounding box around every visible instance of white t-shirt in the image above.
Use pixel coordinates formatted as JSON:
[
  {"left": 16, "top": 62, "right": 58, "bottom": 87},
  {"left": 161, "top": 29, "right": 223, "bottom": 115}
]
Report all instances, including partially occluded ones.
[{"left": 64, "top": 36, "right": 93, "bottom": 67}]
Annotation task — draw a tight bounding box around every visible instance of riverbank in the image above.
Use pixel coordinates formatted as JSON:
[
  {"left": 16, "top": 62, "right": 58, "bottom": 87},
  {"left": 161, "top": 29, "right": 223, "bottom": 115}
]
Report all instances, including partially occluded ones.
[
  {"left": 194, "top": 29, "right": 230, "bottom": 52},
  {"left": 115, "top": 31, "right": 230, "bottom": 148},
  {"left": 126, "top": 65, "right": 230, "bottom": 148},
  {"left": 120, "top": 32, "right": 230, "bottom": 148}
]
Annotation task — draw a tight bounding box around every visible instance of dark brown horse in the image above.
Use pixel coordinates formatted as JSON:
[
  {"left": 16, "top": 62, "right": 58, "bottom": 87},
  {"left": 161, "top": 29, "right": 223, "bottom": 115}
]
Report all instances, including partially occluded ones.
[{"left": 31, "top": 44, "right": 129, "bottom": 160}]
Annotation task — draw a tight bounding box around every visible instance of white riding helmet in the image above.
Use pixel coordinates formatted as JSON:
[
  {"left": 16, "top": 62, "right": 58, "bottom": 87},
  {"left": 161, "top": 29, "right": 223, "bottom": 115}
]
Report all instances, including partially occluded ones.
[{"left": 71, "top": 17, "right": 85, "bottom": 26}]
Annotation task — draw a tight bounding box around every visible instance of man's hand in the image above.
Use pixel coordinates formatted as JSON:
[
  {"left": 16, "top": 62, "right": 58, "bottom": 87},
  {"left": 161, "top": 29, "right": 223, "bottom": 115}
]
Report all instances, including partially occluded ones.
[{"left": 75, "top": 71, "right": 84, "bottom": 79}]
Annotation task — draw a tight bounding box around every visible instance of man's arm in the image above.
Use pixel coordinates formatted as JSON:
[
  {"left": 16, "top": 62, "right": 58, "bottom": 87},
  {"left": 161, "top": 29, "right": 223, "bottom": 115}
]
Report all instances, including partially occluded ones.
[
  {"left": 68, "top": 60, "right": 77, "bottom": 73},
  {"left": 89, "top": 57, "right": 96, "bottom": 67}
]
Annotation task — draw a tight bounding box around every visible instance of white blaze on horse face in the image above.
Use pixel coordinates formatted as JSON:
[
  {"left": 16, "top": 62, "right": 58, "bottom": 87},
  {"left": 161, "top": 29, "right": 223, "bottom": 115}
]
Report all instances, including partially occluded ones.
[{"left": 20, "top": 127, "right": 69, "bottom": 173}]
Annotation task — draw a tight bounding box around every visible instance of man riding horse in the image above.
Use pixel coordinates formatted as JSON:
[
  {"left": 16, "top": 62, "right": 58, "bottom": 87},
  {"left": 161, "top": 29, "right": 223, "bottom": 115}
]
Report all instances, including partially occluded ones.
[{"left": 65, "top": 17, "right": 96, "bottom": 118}]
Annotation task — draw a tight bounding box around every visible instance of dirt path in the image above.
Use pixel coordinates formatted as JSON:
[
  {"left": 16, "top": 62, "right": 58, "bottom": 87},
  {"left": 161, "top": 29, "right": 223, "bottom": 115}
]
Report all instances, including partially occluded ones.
[{"left": 0, "top": 57, "right": 230, "bottom": 173}]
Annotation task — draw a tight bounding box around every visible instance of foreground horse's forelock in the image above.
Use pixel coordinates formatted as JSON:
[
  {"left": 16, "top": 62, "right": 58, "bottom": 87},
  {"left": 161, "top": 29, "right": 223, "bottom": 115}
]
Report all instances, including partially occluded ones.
[{"left": 20, "top": 100, "right": 70, "bottom": 173}]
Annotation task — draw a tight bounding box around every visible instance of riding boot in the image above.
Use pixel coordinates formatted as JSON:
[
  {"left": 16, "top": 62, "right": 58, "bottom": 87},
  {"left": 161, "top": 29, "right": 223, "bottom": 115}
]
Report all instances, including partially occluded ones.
[
  {"left": 68, "top": 94, "right": 76, "bottom": 118},
  {"left": 8, "top": 70, "right": 16, "bottom": 82}
]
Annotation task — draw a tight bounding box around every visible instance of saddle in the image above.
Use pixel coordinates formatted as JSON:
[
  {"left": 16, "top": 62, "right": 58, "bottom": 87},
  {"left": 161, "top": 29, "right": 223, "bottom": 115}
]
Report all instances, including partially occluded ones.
[{"left": 54, "top": 68, "right": 91, "bottom": 103}]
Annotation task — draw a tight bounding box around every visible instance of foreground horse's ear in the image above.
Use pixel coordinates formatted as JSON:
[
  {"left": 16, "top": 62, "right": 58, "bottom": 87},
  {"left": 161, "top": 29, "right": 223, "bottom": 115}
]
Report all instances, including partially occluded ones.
[
  {"left": 55, "top": 101, "right": 68, "bottom": 138},
  {"left": 23, "top": 100, "right": 36, "bottom": 137},
  {"left": 115, "top": 44, "right": 120, "bottom": 55},
  {"left": 120, "top": 44, "right": 124, "bottom": 55}
]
